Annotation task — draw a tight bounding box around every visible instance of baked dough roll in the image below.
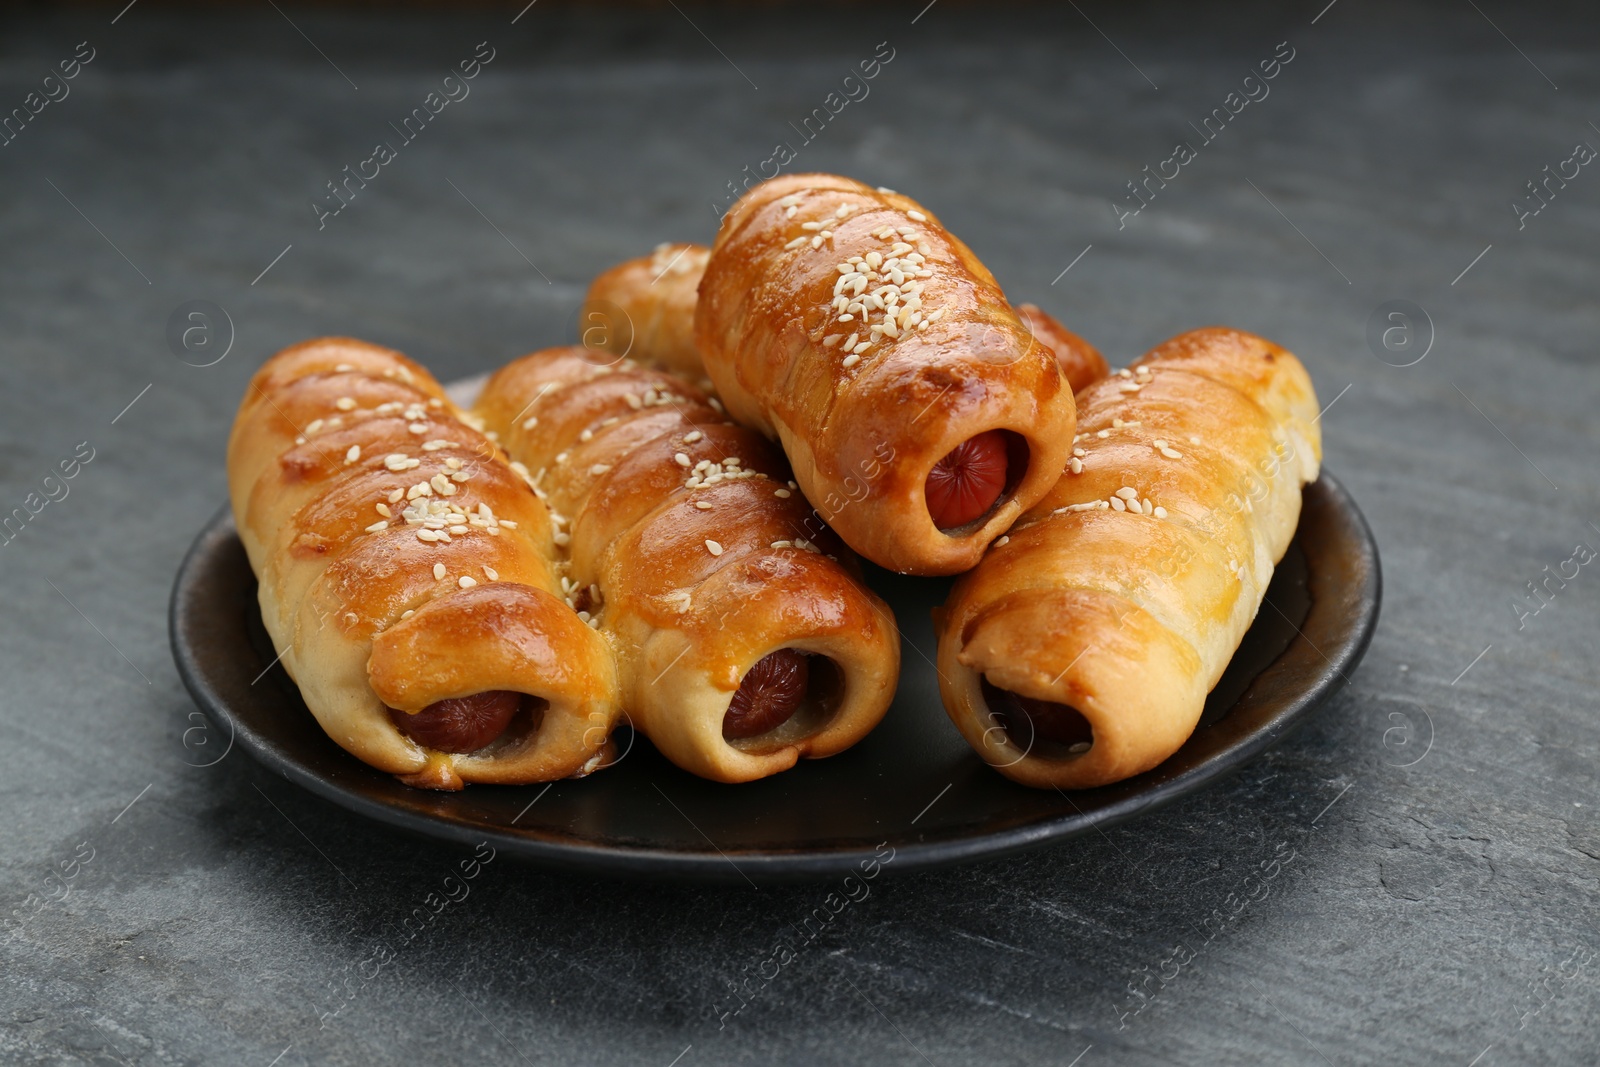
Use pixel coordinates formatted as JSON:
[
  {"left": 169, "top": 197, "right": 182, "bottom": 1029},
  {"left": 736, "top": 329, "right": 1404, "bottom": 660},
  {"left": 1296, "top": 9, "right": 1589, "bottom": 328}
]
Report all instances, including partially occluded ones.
[
  {"left": 934, "top": 327, "right": 1321, "bottom": 789},
  {"left": 228, "top": 337, "right": 620, "bottom": 790},
  {"left": 1017, "top": 303, "right": 1110, "bottom": 395},
  {"left": 695, "top": 173, "right": 1076, "bottom": 576},
  {"left": 475, "top": 346, "right": 900, "bottom": 783},
  {"left": 580, "top": 242, "right": 710, "bottom": 377}
]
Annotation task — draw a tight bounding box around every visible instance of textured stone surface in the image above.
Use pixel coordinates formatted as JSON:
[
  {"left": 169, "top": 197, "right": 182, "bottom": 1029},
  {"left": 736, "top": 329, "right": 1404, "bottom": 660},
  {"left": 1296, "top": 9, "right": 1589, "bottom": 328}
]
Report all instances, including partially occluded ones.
[{"left": 1, "top": 2, "right": 1597, "bottom": 1064}]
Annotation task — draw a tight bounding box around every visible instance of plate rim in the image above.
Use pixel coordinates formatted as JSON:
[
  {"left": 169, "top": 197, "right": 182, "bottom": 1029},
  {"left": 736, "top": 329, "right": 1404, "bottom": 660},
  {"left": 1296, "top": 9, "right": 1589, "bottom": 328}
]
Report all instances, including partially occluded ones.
[{"left": 170, "top": 471, "right": 1380, "bottom": 881}]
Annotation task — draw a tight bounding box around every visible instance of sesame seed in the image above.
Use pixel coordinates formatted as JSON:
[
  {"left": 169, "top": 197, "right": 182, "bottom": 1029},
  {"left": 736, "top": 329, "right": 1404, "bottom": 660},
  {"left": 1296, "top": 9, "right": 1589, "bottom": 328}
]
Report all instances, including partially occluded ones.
[
  {"left": 384, "top": 454, "right": 410, "bottom": 471},
  {"left": 335, "top": 397, "right": 356, "bottom": 411},
  {"left": 853, "top": 342, "right": 871, "bottom": 355},
  {"left": 1069, "top": 458, "right": 1083, "bottom": 474},
  {"left": 579, "top": 429, "right": 593, "bottom": 442},
  {"left": 432, "top": 563, "right": 446, "bottom": 580},
  {"left": 694, "top": 501, "right": 713, "bottom": 510},
  {"left": 1160, "top": 447, "right": 1183, "bottom": 460},
  {"left": 554, "top": 452, "right": 568, "bottom": 464},
  {"left": 1190, "top": 436, "right": 1201, "bottom": 445},
  {"left": 1110, "top": 497, "right": 1127, "bottom": 512},
  {"left": 674, "top": 453, "right": 691, "bottom": 467},
  {"left": 1153, "top": 438, "right": 1167, "bottom": 448},
  {"left": 1116, "top": 487, "right": 1139, "bottom": 500},
  {"left": 705, "top": 539, "right": 724, "bottom": 556},
  {"left": 1153, "top": 506, "right": 1168, "bottom": 519},
  {"left": 306, "top": 419, "right": 324, "bottom": 433},
  {"left": 684, "top": 431, "right": 703, "bottom": 443},
  {"left": 458, "top": 576, "right": 477, "bottom": 589},
  {"left": 842, "top": 354, "right": 861, "bottom": 368},
  {"left": 387, "top": 488, "right": 404, "bottom": 503},
  {"left": 482, "top": 565, "right": 499, "bottom": 580},
  {"left": 995, "top": 535, "right": 1010, "bottom": 547},
  {"left": 1142, "top": 499, "right": 1154, "bottom": 515},
  {"left": 1068, "top": 742, "right": 1091, "bottom": 754},
  {"left": 345, "top": 445, "right": 361, "bottom": 464},
  {"left": 1073, "top": 448, "right": 1086, "bottom": 458},
  {"left": 552, "top": 530, "right": 569, "bottom": 545},
  {"left": 375, "top": 503, "right": 391, "bottom": 518},
  {"left": 430, "top": 474, "right": 453, "bottom": 494},
  {"left": 624, "top": 394, "right": 642, "bottom": 410},
  {"left": 774, "top": 488, "right": 792, "bottom": 498},
  {"left": 408, "top": 422, "right": 428, "bottom": 434},
  {"left": 771, "top": 540, "right": 792, "bottom": 549},
  {"left": 365, "top": 520, "right": 388, "bottom": 533},
  {"left": 1096, "top": 430, "right": 1110, "bottom": 439},
  {"left": 590, "top": 464, "right": 611, "bottom": 476},
  {"left": 449, "top": 525, "right": 469, "bottom": 535},
  {"left": 400, "top": 609, "right": 414, "bottom": 620},
  {"left": 522, "top": 416, "right": 539, "bottom": 430}
]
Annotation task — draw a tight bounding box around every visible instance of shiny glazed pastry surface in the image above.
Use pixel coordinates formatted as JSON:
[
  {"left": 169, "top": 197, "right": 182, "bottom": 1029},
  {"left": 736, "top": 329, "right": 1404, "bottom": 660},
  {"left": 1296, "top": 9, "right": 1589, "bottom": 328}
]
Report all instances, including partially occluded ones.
[
  {"left": 227, "top": 337, "right": 620, "bottom": 790},
  {"left": 474, "top": 346, "right": 900, "bottom": 783},
  {"left": 935, "top": 327, "right": 1322, "bottom": 789},
  {"left": 694, "top": 172, "right": 1076, "bottom": 576},
  {"left": 581, "top": 242, "right": 710, "bottom": 378}
]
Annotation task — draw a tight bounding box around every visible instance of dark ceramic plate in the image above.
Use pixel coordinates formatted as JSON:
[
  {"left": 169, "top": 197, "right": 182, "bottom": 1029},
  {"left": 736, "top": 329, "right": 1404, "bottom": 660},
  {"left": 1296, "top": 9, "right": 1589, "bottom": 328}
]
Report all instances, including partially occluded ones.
[{"left": 171, "top": 472, "right": 1378, "bottom": 882}]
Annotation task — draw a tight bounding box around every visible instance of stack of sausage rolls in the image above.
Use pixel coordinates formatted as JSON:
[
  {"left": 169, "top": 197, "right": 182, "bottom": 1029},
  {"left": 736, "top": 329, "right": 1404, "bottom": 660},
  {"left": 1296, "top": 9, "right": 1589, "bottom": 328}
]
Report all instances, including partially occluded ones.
[{"left": 226, "top": 172, "right": 1320, "bottom": 793}]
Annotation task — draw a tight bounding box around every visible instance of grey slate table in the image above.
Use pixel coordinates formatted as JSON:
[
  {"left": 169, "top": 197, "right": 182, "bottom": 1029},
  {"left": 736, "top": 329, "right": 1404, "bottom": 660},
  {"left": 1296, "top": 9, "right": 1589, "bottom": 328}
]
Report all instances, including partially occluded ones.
[{"left": 2, "top": 2, "right": 1597, "bottom": 1063}]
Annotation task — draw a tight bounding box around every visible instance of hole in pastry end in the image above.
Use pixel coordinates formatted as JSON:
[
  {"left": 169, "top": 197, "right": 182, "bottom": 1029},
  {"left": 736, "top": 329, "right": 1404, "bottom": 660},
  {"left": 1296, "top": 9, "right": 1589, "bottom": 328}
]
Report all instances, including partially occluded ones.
[
  {"left": 389, "top": 691, "right": 548, "bottom": 755},
  {"left": 979, "top": 678, "right": 1094, "bottom": 759},
  {"left": 722, "top": 649, "right": 844, "bottom": 747},
  {"left": 925, "top": 430, "right": 1029, "bottom": 532}
]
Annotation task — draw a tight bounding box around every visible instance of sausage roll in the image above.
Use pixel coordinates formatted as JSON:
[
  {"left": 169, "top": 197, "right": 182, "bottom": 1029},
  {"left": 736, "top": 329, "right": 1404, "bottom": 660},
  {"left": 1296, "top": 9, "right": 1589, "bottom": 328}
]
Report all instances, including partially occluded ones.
[
  {"left": 934, "top": 327, "right": 1321, "bottom": 789},
  {"left": 1017, "top": 303, "right": 1110, "bottom": 395},
  {"left": 694, "top": 173, "right": 1076, "bottom": 576},
  {"left": 580, "top": 242, "right": 710, "bottom": 378},
  {"left": 228, "top": 338, "right": 620, "bottom": 790},
  {"left": 474, "top": 346, "right": 900, "bottom": 783}
]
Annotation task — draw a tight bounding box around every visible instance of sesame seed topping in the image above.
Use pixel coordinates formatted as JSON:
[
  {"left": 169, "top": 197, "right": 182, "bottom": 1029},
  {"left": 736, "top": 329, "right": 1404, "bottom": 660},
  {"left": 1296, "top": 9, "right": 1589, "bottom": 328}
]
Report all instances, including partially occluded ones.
[
  {"left": 1153, "top": 506, "right": 1168, "bottom": 519},
  {"left": 365, "top": 520, "right": 388, "bottom": 533},
  {"left": 387, "top": 488, "right": 405, "bottom": 503},
  {"left": 458, "top": 576, "right": 477, "bottom": 589},
  {"left": 482, "top": 566, "right": 499, "bottom": 581},
  {"left": 408, "top": 422, "right": 428, "bottom": 434},
  {"left": 842, "top": 353, "right": 861, "bottom": 369},
  {"left": 771, "top": 540, "right": 792, "bottom": 549},
  {"left": 1160, "top": 447, "right": 1183, "bottom": 460},
  {"left": 705, "top": 539, "right": 724, "bottom": 556},
  {"left": 334, "top": 397, "right": 356, "bottom": 411},
  {"left": 432, "top": 563, "right": 446, "bottom": 580},
  {"left": 552, "top": 530, "right": 570, "bottom": 546},
  {"left": 345, "top": 445, "right": 361, "bottom": 464},
  {"left": 1069, "top": 458, "right": 1084, "bottom": 474},
  {"left": 589, "top": 464, "right": 611, "bottom": 476},
  {"left": 1068, "top": 741, "right": 1091, "bottom": 754},
  {"left": 1116, "top": 487, "right": 1139, "bottom": 501},
  {"left": 674, "top": 452, "right": 692, "bottom": 467},
  {"left": 683, "top": 431, "right": 703, "bottom": 444},
  {"left": 522, "top": 416, "right": 539, "bottom": 430},
  {"left": 624, "top": 394, "right": 642, "bottom": 410},
  {"left": 306, "top": 419, "right": 324, "bottom": 434},
  {"left": 1190, "top": 436, "right": 1201, "bottom": 445},
  {"left": 375, "top": 502, "right": 391, "bottom": 518},
  {"left": 1110, "top": 497, "right": 1127, "bottom": 512},
  {"left": 579, "top": 429, "right": 593, "bottom": 442},
  {"left": 384, "top": 454, "right": 411, "bottom": 471},
  {"left": 694, "top": 501, "right": 713, "bottom": 510},
  {"left": 994, "top": 535, "right": 1010, "bottom": 547},
  {"left": 774, "top": 488, "right": 791, "bottom": 498},
  {"left": 400, "top": 609, "right": 414, "bottom": 620}
]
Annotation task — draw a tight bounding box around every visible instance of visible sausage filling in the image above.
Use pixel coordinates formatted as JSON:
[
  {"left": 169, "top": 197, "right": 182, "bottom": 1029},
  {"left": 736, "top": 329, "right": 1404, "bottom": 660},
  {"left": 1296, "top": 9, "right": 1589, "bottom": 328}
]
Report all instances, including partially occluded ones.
[
  {"left": 389, "top": 690, "right": 528, "bottom": 753},
  {"left": 982, "top": 680, "right": 1094, "bottom": 753},
  {"left": 723, "top": 648, "right": 811, "bottom": 740},
  {"left": 926, "top": 430, "right": 1027, "bottom": 530}
]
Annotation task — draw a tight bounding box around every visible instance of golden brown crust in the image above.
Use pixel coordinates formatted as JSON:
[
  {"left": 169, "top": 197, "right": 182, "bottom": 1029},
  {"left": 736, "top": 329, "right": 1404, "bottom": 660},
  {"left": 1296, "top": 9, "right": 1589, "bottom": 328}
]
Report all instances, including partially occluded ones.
[
  {"left": 227, "top": 337, "right": 620, "bottom": 789},
  {"left": 475, "top": 346, "right": 900, "bottom": 782},
  {"left": 935, "top": 327, "right": 1321, "bottom": 789},
  {"left": 694, "top": 173, "right": 1076, "bottom": 575},
  {"left": 1017, "top": 303, "right": 1110, "bottom": 395},
  {"left": 581, "top": 243, "right": 710, "bottom": 378}
]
